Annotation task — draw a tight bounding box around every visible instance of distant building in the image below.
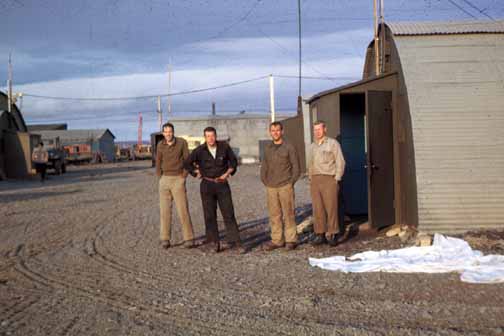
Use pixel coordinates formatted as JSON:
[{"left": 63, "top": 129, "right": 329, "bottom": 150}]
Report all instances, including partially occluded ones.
[
  {"left": 288, "top": 20, "right": 504, "bottom": 234},
  {"left": 35, "top": 129, "right": 116, "bottom": 162},
  {"left": 0, "top": 91, "right": 39, "bottom": 179}
]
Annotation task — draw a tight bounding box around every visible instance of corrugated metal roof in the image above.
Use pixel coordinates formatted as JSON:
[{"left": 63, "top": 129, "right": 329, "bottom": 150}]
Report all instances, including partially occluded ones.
[
  {"left": 387, "top": 20, "right": 504, "bottom": 36},
  {"left": 34, "top": 129, "right": 115, "bottom": 143}
]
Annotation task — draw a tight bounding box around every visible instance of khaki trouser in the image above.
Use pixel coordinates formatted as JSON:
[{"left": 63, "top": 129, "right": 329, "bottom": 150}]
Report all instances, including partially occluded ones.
[
  {"left": 310, "top": 175, "right": 340, "bottom": 236},
  {"left": 267, "top": 183, "right": 297, "bottom": 245},
  {"left": 159, "top": 175, "right": 194, "bottom": 242}
]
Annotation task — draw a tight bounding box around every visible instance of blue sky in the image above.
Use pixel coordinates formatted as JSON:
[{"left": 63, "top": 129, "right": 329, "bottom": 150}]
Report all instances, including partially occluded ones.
[{"left": 1, "top": 0, "right": 502, "bottom": 140}]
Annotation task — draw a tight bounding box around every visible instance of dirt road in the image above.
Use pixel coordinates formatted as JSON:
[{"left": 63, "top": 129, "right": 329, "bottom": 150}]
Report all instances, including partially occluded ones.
[{"left": 1, "top": 161, "right": 503, "bottom": 335}]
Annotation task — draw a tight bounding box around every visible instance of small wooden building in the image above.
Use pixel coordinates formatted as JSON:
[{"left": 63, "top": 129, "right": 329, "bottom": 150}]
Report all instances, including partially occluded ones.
[
  {"left": 298, "top": 20, "right": 504, "bottom": 233},
  {"left": 0, "top": 92, "right": 38, "bottom": 179},
  {"left": 35, "top": 129, "right": 116, "bottom": 162}
]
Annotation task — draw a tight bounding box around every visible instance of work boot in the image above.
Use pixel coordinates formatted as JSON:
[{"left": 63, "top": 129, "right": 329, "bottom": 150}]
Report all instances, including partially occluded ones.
[
  {"left": 161, "top": 240, "right": 171, "bottom": 249},
  {"left": 285, "top": 242, "right": 297, "bottom": 251},
  {"left": 210, "top": 241, "right": 221, "bottom": 253},
  {"left": 183, "top": 240, "right": 195, "bottom": 249},
  {"left": 263, "top": 241, "right": 284, "bottom": 252},
  {"left": 310, "top": 234, "right": 326, "bottom": 246},
  {"left": 326, "top": 234, "right": 340, "bottom": 247},
  {"left": 229, "top": 241, "right": 247, "bottom": 254}
]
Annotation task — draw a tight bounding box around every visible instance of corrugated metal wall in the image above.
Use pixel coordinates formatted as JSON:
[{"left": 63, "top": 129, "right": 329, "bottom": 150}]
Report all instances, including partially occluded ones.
[{"left": 395, "top": 34, "right": 504, "bottom": 233}]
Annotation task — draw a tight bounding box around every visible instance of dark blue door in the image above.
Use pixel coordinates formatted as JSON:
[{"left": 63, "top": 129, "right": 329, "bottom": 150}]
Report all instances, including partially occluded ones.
[{"left": 340, "top": 94, "right": 368, "bottom": 215}]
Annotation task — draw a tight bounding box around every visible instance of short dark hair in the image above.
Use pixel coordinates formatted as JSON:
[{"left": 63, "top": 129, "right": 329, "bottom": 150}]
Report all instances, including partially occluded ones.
[
  {"left": 38, "top": 142, "right": 44, "bottom": 146},
  {"left": 203, "top": 126, "right": 217, "bottom": 135},
  {"left": 314, "top": 120, "right": 326, "bottom": 128},
  {"left": 162, "top": 122, "right": 174, "bottom": 132},
  {"left": 270, "top": 121, "right": 283, "bottom": 130}
]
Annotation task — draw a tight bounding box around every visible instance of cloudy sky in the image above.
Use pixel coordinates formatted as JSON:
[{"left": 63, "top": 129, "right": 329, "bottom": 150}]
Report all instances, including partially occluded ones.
[{"left": 1, "top": 0, "right": 502, "bottom": 140}]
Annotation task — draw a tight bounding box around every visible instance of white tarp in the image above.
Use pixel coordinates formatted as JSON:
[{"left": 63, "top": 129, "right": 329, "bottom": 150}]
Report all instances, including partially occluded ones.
[{"left": 309, "top": 234, "right": 504, "bottom": 284}]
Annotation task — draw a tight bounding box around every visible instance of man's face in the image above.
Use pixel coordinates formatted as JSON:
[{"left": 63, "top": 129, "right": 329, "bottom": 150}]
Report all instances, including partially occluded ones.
[
  {"left": 270, "top": 125, "right": 283, "bottom": 142},
  {"left": 313, "top": 123, "right": 326, "bottom": 141},
  {"left": 162, "top": 126, "right": 174, "bottom": 142},
  {"left": 205, "top": 131, "right": 217, "bottom": 147}
]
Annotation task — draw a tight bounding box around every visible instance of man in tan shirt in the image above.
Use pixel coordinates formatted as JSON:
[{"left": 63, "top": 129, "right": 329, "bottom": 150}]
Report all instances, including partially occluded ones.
[
  {"left": 156, "top": 122, "right": 194, "bottom": 249},
  {"left": 32, "top": 142, "right": 48, "bottom": 182},
  {"left": 260, "top": 121, "right": 300, "bottom": 251},
  {"left": 309, "top": 121, "right": 346, "bottom": 246}
]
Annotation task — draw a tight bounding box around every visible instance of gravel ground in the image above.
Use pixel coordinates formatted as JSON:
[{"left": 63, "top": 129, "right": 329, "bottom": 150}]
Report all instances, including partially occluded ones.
[{"left": 1, "top": 161, "right": 503, "bottom": 336}]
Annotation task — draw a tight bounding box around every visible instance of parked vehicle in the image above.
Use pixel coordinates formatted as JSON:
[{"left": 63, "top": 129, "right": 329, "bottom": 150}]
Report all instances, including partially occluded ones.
[
  {"left": 64, "top": 144, "right": 93, "bottom": 164},
  {"left": 132, "top": 144, "right": 152, "bottom": 160},
  {"left": 41, "top": 136, "right": 67, "bottom": 175}
]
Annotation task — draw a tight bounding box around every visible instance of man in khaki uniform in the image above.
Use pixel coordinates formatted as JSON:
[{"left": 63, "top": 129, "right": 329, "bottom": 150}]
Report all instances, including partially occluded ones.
[
  {"left": 261, "top": 121, "right": 300, "bottom": 251},
  {"left": 32, "top": 142, "right": 48, "bottom": 182},
  {"left": 156, "top": 122, "right": 195, "bottom": 249},
  {"left": 309, "top": 121, "right": 346, "bottom": 246}
]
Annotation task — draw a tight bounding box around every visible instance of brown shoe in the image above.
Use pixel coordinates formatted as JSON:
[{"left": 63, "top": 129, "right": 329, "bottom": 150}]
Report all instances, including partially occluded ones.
[
  {"left": 183, "top": 240, "right": 195, "bottom": 248},
  {"left": 161, "top": 240, "right": 171, "bottom": 249},
  {"left": 285, "top": 242, "right": 297, "bottom": 250},
  {"left": 210, "top": 242, "right": 221, "bottom": 253},
  {"left": 263, "top": 241, "right": 284, "bottom": 251}
]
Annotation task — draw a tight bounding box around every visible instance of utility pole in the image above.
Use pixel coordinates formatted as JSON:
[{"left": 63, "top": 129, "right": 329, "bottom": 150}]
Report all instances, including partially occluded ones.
[
  {"left": 373, "top": 0, "right": 380, "bottom": 76},
  {"left": 7, "top": 53, "right": 13, "bottom": 113},
  {"left": 297, "top": 0, "right": 302, "bottom": 97},
  {"left": 269, "top": 74, "right": 276, "bottom": 122},
  {"left": 138, "top": 112, "right": 143, "bottom": 147},
  {"left": 167, "top": 62, "right": 172, "bottom": 117},
  {"left": 379, "top": 0, "right": 385, "bottom": 74},
  {"left": 212, "top": 102, "right": 216, "bottom": 116},
  {"left": 157, "top": 96, "right": 162, "bottom": 131}
]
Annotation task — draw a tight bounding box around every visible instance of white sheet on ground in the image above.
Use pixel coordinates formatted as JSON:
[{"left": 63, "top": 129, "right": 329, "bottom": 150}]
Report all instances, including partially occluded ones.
[{"left": 308, "top": 234, "right": 504, "bottom": 284}]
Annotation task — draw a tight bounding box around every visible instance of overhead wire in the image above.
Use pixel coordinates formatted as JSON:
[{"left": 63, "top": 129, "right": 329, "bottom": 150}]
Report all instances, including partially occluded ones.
[{"left": 458, "top": 0, "right": 495, "bottom": 20}]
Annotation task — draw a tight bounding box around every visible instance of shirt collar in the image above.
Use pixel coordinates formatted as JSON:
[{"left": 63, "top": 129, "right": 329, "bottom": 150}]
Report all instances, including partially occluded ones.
[{"left": 316, "top": 136, "right": 327, "bottom": 146}]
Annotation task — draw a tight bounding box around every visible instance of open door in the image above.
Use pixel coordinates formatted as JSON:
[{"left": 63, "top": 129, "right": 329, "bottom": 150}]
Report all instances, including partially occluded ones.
[{"left": 367, "top": 91, "right": 395, "bottom": 229}]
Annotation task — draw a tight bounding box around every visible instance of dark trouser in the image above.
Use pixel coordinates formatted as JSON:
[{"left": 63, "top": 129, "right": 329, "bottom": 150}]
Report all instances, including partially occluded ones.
[
  {"left": 34, "top": 163, "right": 47, "bottom": 181},
  {"left": 200, "top": 179, "right": 241, "bottom": 244}
]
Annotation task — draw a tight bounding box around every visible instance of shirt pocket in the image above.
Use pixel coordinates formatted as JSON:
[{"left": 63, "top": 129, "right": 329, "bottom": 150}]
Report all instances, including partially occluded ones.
[
  {"left": 216, "top": 156, "right": 225, "bottom": 167},
  {"left": 321, "top": 150, "right": 333, "bottom": 163}
]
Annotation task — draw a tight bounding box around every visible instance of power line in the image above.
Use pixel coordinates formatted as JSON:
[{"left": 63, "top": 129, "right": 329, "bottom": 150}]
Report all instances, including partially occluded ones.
[
  {"left": 445, "top": 0, "right": 478, "bottom": 19},
  {"left": 21, "top": 75, "right": 270, "bottom": 102},
  {"left": 458, "top": 0, "right": 495, "bottom": 20}
]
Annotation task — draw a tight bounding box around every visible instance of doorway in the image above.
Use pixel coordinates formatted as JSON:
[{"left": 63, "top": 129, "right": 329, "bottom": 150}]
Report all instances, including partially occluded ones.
[{"left": 340, "top": 93, "right": 368, "bottom": 216}]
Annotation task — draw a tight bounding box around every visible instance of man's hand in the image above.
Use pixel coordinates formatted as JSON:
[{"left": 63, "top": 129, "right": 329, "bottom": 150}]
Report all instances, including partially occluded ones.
[{"left": 216, "top": 172, "right": 229, "bottom": 183}]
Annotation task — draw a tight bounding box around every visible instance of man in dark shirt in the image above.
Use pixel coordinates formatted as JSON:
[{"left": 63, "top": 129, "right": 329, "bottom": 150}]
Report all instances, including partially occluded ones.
[
  {"left": 260, "top": 121, "right": 300, "bottom": 251},
  {"left": 184, "top": 126, "right": 244, "bottom": 253}
]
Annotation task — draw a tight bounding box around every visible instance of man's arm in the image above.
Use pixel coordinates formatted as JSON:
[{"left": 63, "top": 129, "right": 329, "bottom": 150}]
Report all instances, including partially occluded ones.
[
  {"left": 183, "top": 146, "right": 199, "bottom": 177},
  {"left": 260, "top": 149, "right": 268, "bottom": 186},
  {"left": 289, "top": 144, "right": 301, "bottom": 185},
  {"left": 155, "top": 143, "right": 163, "bottom": 177},
  {"left": 181, "top": 139, "right": 190, "bottom": 178},
  {"left": 333, "top": 141, "right": 346, "bottom": 181},
  {"left": 226, "top": 144, "right": 238, "bottom": 176}
]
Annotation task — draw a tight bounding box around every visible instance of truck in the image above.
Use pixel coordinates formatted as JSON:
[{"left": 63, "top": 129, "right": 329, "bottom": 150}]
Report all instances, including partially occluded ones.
[{"left": 41, "top": 136, "right": 67, "bottom": 175}]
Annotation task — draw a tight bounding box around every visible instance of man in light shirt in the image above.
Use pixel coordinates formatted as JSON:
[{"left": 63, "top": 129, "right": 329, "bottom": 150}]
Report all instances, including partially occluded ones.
[
  {"left": 31, "top": 142, "right": 49, "bottom": 182},
  {"left": 308, "top": 121, "right": 346, "bottom": 246}
]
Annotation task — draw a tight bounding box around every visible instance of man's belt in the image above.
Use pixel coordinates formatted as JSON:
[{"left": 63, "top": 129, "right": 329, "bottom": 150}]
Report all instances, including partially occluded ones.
[{"left": 202, "top": 176, "right": 226, "bottom": 183}]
